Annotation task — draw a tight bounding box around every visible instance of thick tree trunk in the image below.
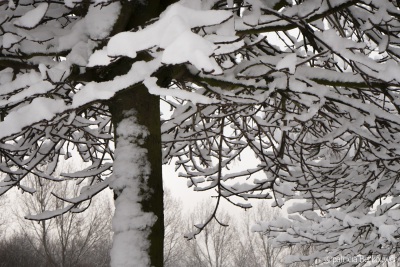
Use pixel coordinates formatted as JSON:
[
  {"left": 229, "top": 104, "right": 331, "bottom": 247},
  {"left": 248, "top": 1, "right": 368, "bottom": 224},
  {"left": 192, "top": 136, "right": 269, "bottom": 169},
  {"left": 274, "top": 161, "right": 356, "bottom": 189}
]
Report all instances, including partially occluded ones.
[{"left": 109, "top": 85, "right": 163, "bottom": 267}]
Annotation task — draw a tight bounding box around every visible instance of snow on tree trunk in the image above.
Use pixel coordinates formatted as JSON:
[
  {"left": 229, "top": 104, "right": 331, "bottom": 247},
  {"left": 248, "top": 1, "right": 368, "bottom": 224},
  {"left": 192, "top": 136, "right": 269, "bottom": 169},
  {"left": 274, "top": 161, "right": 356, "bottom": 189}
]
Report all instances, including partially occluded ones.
[
  {"left": 110, "top": 110, "right": 155, "bottom": 267},
  {"left": 109, "top": 85, "right": 164, "bottom": 267}
]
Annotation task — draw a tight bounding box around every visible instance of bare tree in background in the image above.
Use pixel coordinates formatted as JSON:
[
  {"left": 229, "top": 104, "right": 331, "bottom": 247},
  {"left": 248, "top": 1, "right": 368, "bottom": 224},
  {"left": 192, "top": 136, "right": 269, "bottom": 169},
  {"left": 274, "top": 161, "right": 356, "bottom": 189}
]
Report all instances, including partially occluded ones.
[
  {"left": 16, "top": 174, "right": 112, "bottom": 267},
  {"left": 179, "top": 201, "right": 238, "bottom": 267},
  {"left": 234, "top": 202, "right": 285, "bottom": 267},
  {"left": 0, "top": 197, "right": 8, "bottom": 236},
  {"left": 163, "top": 194, "right": 292, "bottom": 267},
  {"left": 164, "top": 189, "right": 186, "bottom": 267}
]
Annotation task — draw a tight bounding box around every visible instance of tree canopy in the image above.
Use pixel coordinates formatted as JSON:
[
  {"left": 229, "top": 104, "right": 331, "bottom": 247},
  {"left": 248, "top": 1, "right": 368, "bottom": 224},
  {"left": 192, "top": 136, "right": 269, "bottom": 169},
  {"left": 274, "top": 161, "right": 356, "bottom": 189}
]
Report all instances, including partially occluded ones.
[{"left": 1, "top": 0, "right": 400, "bottom": 266}]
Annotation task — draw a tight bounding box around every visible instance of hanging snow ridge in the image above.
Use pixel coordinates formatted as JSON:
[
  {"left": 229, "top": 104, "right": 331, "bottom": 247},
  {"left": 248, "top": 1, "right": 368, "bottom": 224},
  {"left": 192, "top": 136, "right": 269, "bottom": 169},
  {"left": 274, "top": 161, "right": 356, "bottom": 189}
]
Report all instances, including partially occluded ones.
[
  {"left": 14, "top": 3, "right": 48, "bottom": 29},
  {"left": 109, "top": 111, "right": 156, "bottom": 267},
  {"left": 73, "top": 59, "right": 162, "bottom": 107},
  {"left": 0, "top": 97, "right": 67, "bottom": 139},
  {"left": 103, "top": 3, "right": 232, "bottom": 73}
]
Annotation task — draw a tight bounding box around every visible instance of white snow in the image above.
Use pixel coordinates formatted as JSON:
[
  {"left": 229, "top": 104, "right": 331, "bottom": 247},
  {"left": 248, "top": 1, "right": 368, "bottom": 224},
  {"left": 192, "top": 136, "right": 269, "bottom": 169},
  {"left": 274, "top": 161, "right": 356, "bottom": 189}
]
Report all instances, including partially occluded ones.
[
  {"left": 0, "top": 71, "right": 42, "bottom": 95},
  {"left": 338, "top": 228, "right": 356, "bottom": 245},
  {"left": 109, "top": 111, "right": 156, "bottom": 267},
  {"left": 57, "top": 20, "right": 87, "bottom": 51},
  {"left": 378, "top": 224, "right": 397, "bottom": 243},
  {"left": 8, "top": 0, "right": 15, "bottom": 9},
  {"left": 74, "top": 59, "right": 161, "bottom": 107},
  {"left": 26, "top": 204, "right": 73, "bottom": 221},
  {"left": 66, "top": 41, "right": 93, "bottom": 66},
  {"left": 2, "top": 81, "right": 53, "bottom": 105},
  {"left": 276, "top": 53, "right": 297, "bottom": 74},
  {"left": 87, "top": 48, "right": 112, "bottom": 67},
  {"left": 14, "top": 3, "right": 48, "bottom": 29},
  {"left": 161, "top": 30, "right": 221, "bottom": 73},
  {"left": 2, "top": 33, "right": 20, "bottom": 49},
  {"left": 0, "top": 97, "right": 67, "bottom": 139},
  {"left": 105, "top": 3, "right": 231, "bottom": 73},
  {"left": 0, "top": 68, "right": 13, "bottom": 84},
  {"left": 57, "top": 3, "right": 120, "bottom": 51},
  {"left": 287, "top": 202, "right": 312, "bottom": 214},
  {"left": 85, "top": 2, "right": 121, "bottom": 40},
  {"left": 47, "top": 61, "right": 71, "bottom": 82}
]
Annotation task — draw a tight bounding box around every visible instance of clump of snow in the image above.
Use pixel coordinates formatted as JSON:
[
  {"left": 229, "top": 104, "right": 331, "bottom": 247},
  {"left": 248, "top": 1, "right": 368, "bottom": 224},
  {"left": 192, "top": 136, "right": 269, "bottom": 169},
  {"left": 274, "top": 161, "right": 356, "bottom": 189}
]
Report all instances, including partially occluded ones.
[
  {"left": 287, "top": 201, "right": 312, "bottom": 214},
  {"left": 57, "top": 20, "right": 87, "bottom": 51},
  {"left": 87, "top": 48, "right": 112, "bottom": 67},
  {"left": 14, "top": 3, "right": 48, "bottom": 29},
  {"left": 161, "top": 31, "right": 222, "bottom": 74},
  {"left": 109, "top": 111, "right": 156, "bottom": 267},
  {"left": 47, "top": 61, "right": 71, "bottom": 82},
  {"left": 66, "top": 41, "right": 92, "bottom": 66},
  {"left": 85, "top": 2, "right": 121, "bottom": 40},
  {"left": 58, "top": 2, "right": 120, "bottom": 51},
  {"left": 38, "top": 64, "right": 47, "bottom": 79},
  {"left": 0, "top": 68, "right": 13, "bottom": 84},
  {"left": 378, "top": 224, "right": 397, "bottom": 243},
  {"left": 2, "top": 33, "right": 20, "bottom": 49},
  {"left": 338, "top": 228, "right": 356, "bottom": 245},
  {"left": 8, "top": 0, "right": 15, "bottom": 9},
  {"left": 242, "top": 1, "right": 261, "bottom": 26},
  {"left": 276, "top": 53, "right": 297, "bottom": 74}
]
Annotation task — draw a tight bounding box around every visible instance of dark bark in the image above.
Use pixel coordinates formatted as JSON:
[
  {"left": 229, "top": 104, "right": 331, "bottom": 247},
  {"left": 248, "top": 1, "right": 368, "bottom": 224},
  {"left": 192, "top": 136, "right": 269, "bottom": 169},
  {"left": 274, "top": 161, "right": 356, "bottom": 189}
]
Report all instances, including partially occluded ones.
[{"left": 109, "top": 84, "right": 163, "bottom": 267}]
